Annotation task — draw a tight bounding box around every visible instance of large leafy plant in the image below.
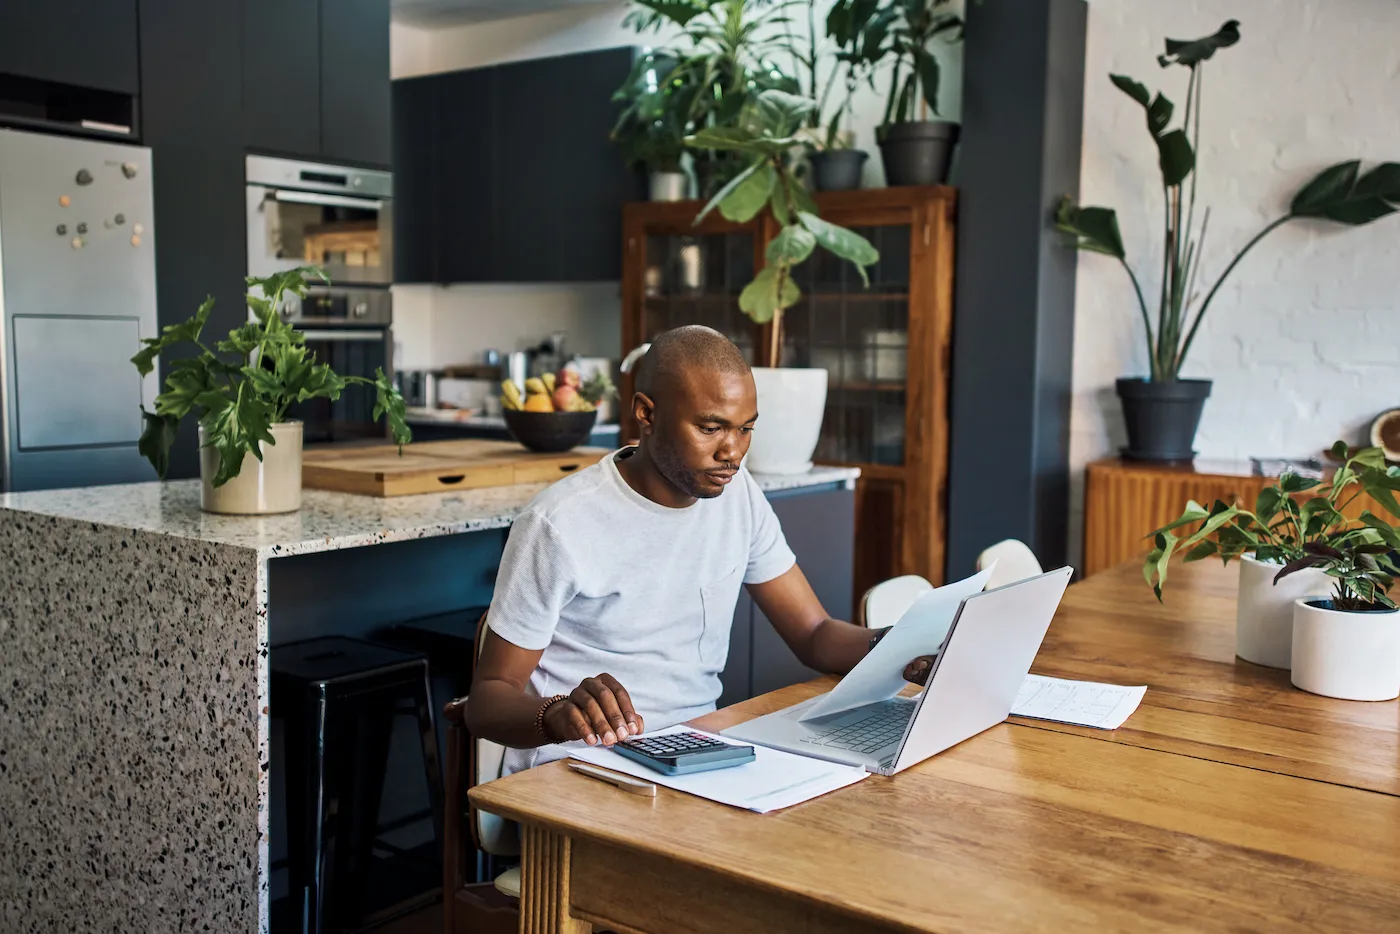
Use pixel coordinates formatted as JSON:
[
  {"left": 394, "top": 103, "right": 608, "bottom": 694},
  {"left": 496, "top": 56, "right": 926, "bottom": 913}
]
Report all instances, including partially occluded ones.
[
  {"left": 879, "top": 0, "right": 962, "bottom": 128},
  {"left": 1144, "top": 442, "right": 1400, "bottom": 603},
  {"left": 687, "top": 89, "right": 879, "bottom": 341},
  {"left": 781, "top": 0, "right": 894, "bottom": 150},
  {"left": 1057, "top": 20, "right": 1400, "bottom": 382},
  {"left": 132, "top": 267, "right": 410, "bottom": 486}
]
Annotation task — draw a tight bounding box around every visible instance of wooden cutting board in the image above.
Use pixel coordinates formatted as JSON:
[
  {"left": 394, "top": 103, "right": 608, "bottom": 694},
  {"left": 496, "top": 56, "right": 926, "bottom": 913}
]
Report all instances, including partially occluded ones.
[{"left": 302, "top": 440, "right": 608, "bottom": 497}]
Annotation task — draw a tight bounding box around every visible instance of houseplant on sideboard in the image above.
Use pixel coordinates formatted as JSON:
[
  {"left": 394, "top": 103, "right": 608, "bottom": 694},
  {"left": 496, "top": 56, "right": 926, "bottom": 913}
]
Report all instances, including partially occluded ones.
[
  {"left": 685, "top": 88, "right": 879, "bottom": 474},
  {"left": 131, "top": 266, "right": 410, "bottom": 515},
  {"left": 612, "top": 47, "right": 694, "bottom": 201},
  {"left": 1057, "top": 20, "right": 1400, "bottom": 462},
  {"left": 874, "top": 0, "right": 962, "bottom": 186},
  {"left": 1144, "top": 442, "right": 1398, "bottom": 672}
]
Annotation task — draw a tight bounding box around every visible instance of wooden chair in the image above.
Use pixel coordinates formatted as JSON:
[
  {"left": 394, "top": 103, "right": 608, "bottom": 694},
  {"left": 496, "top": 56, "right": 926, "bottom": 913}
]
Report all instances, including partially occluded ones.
[
  {"left": 976, "top": 539, "right": 1044, "bottom": 590},
  {"left": 442, "top": 615, "right": 522, "bottom": 934},
  {"left": 859, "top": 574, "right": 935, "bottom": 629}
]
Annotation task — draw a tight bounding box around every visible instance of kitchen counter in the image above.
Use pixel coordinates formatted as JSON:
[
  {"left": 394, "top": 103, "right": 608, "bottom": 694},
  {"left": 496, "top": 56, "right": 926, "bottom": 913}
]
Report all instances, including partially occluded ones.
[{"left": 0, "top": 464, "right": 858, "bottom": 932}]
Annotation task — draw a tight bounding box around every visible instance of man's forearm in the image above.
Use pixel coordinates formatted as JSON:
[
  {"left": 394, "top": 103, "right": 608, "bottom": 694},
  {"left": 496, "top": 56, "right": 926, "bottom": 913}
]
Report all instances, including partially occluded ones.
[
  {"left": 465, "top": 679, "right": 557, "bottom": 749},
  {"left": 801, "top": 617, "right": 880, "bottom": 674}
]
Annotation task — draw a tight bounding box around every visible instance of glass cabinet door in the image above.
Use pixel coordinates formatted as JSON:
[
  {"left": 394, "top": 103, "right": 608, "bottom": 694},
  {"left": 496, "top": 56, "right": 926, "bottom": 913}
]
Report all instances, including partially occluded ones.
[
  {"left": 780, "top": 223, "right": 912, "bottom": 466},
  {"left": 641, "top": 229, "right": 758, "bottom": 363}
]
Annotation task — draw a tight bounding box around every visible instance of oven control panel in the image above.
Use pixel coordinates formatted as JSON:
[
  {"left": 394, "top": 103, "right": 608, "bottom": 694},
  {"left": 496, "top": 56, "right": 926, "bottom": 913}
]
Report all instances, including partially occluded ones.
[{"left": 280, "top": 287, "right": 391, "bottom": 327}]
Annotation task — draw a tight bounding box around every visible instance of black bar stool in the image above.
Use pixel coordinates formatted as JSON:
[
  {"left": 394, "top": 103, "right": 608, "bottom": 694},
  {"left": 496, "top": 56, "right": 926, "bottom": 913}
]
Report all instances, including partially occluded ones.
[{"left": 273, "top": 636, "right": 445, "bottom": 933}]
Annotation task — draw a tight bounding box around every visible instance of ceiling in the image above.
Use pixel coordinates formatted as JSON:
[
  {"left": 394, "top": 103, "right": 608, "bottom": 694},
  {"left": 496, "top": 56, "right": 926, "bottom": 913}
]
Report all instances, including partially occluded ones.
[{"left": 391, "top": 0, "right": 617, "bottom": 27}]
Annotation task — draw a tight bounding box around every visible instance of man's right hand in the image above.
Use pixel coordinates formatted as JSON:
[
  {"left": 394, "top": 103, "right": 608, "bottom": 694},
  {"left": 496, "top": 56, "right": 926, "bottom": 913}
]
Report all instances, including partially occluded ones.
[{"left": 543, "top": 673, "right": 644, "bottom": 746}]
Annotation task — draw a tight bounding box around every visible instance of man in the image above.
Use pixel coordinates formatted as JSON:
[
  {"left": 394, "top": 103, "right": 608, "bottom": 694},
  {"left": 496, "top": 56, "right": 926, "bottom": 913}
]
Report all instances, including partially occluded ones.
[{"left": 468, "top": 326, "right": 930, "bottom": 774}]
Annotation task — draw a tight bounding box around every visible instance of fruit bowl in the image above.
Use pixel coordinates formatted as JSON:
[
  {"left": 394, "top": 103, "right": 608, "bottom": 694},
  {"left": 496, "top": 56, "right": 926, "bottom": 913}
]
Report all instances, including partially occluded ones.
[{"left": 502, "top": 408, "right": 597, "bottom": 453}]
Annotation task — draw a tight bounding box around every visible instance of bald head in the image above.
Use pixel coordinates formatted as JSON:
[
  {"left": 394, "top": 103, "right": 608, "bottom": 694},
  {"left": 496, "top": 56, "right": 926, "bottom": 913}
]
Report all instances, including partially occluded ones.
[{"left": 634, "top": 326, "right": 750, "bottom": 403}]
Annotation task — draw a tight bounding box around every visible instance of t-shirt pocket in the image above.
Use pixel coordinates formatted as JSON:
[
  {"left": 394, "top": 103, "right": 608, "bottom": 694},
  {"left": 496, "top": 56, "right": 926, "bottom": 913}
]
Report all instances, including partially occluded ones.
[{"left": 699, "top": 563, "right": 745, "bottom": 670}]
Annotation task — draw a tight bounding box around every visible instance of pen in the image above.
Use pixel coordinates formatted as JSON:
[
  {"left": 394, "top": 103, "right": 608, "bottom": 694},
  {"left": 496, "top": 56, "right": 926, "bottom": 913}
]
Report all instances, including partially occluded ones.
[{"left": 567, "top": 761, "right": 657, "bottom": 797}]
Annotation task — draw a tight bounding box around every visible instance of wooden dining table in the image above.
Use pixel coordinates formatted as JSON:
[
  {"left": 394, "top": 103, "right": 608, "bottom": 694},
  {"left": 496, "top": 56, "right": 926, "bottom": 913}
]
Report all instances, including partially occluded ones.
[{"left": 469, "top": 560, "right": 1400, "bottom": 934}]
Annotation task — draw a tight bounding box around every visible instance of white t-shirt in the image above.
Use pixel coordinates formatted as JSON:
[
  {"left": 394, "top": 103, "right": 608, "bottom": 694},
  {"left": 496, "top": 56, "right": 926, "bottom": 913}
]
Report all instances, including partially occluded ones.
[{"left": 488, "top": 447, "right": 797, "bottom": 775}]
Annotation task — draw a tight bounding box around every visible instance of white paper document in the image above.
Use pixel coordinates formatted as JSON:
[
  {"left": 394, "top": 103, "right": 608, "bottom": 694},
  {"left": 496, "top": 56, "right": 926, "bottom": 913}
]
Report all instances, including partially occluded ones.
[
  {"left": 567, "top": 726, "right": 869, "bottom": 813},
  {"left": 1011, "top": 674, "right": 1145, "bottom": 729},
  {"left": 799, "top": 566, "right": 996, "bottom": 722}
]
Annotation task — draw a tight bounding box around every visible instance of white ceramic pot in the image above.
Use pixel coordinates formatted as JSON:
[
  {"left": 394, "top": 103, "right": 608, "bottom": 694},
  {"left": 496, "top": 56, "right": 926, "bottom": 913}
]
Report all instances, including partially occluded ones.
[
  {"left": 1291, "top": 598, "right": 1400, "bottom": 701},
  {"left": 1235, "top": 554, "right": 1330, "bottom": 669},
  {"left": 746, "top": 367, "right": 827, "bottom": 475},
  {"left": 199, "top": 421, "right": 303, "bottom": 515},
  {"left": 648, "top": 171, "right": 689, "bottom": 202}
]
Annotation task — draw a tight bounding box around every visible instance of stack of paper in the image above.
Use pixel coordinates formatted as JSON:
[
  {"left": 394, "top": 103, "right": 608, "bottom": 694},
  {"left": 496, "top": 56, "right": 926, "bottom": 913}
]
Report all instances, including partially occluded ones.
[
  {"left": 568, "top": 726, "right": 868, "bottom": 813},
  {"left": 1011, "top": 674, "right": 1146, "bottom": 729}
]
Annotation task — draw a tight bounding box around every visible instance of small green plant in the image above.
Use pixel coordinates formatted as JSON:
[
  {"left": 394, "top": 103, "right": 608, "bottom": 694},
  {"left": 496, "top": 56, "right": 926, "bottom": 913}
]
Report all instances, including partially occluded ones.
[
  {"left": 131, "top": 266, "right": 410, "bottom": 486},
  {"left": 1057, "top": 20, "right": 1400, "bottom": 382},
  {"left": 1144, "top": 442, "right": 1400, "bottom": 603},
  {"left": 1276, "top": 539, "right": 1400, "bottom": 612},
  {"left": 878, "top": 0, "right": 963, "bottom": 128},
  {"left": 782, "top": 0, "right": 893, "bottom": 150},
  {"left": 686, "top": 89, "right": 879, "bottom": 339}
]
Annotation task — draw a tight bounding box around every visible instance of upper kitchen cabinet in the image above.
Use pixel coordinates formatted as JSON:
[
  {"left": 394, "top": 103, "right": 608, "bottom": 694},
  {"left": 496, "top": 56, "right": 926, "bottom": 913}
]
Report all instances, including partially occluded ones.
[
  {"left": 393, "top": 47, "right": 644, "bottom": 284},
  {"left": 242, "top": 0, "right": 391, "bottom": 168},
  {"left": 0, "top": 0, "right": 139, "bottom": 94}
]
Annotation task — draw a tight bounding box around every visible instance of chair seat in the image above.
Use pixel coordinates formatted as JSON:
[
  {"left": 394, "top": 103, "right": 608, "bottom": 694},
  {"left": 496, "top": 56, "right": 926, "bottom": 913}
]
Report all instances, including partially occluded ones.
[{"left": 493, "top": 865, "right": 521, "bottom": 899}]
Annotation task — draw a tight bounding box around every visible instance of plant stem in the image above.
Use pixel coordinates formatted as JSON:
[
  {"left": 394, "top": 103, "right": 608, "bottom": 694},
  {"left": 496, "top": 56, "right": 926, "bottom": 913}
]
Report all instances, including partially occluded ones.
[
  {"left": 1118, "top": 258, "right": 1156, "bottom": 380},
  {"left": 1175, "top": 215, "right": 1291, "bottom": 371},
  {"left": 1156, "top": 187, "right": 1172, "bottom": 379}
]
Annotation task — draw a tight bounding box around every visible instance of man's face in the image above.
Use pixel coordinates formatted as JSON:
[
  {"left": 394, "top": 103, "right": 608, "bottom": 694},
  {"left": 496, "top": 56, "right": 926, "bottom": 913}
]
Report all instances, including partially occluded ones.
[{"left": 646, "top": 367, "right": 758, "bottom": 499}]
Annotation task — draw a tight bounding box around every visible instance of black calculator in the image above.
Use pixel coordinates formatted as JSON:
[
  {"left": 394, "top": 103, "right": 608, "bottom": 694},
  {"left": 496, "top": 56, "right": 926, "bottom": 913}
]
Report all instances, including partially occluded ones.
[{"left": 614, "top": 732, "right": 756, "bottom": 776}]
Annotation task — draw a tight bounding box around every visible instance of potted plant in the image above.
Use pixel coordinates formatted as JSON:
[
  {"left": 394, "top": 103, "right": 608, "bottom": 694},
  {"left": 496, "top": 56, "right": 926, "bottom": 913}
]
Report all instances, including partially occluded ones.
[
  {"left": 685, "top": 89, "right": 879, "bottom": 474},
  {"left": 1057, "top": 20, "right": 1400, "bottom": 462},
  {"left": 1281, "top": 536, "right": 1400, "bottom": 702},
  {"left": 875, "top": 0, "right": 962, "bottom": 187},
  {"left": 620, "top": 0, "right": 798, "bottom": 198},
  {"left": 1144, "top": 442, "right": 1387, "bottom": 669},
  {"left": 612, "top": 49, "right": 694, "bottom": 201},
  {"left": 131, "top": 266, "right": 410, "bottom": 515}
]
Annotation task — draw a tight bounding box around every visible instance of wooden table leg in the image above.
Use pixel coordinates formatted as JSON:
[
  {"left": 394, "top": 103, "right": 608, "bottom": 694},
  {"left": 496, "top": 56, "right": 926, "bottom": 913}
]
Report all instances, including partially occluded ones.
[{"left": 519, "top": 824, "right": 591, "bottom": 934}]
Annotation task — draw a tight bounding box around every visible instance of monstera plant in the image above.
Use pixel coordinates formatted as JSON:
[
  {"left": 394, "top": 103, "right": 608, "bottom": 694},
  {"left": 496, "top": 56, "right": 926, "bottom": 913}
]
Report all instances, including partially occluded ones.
[{"left": 1056, "top": 20, "right": 1400, "bottom": 463}]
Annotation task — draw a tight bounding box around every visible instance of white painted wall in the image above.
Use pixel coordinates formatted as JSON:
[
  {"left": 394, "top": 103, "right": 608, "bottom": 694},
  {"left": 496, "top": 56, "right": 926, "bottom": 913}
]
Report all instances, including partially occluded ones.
[
  {"left": 1067, "top": 0, "right": 1400, "bottom": 562},
  {"left": 389, "top": 1, "right": 964, "bottom": 371}
]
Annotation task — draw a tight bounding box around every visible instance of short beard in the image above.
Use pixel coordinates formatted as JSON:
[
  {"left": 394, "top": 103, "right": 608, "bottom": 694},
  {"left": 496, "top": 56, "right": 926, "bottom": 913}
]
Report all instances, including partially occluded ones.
[{"left": 651, "top": 434, "right": 722, "bottom": 500}]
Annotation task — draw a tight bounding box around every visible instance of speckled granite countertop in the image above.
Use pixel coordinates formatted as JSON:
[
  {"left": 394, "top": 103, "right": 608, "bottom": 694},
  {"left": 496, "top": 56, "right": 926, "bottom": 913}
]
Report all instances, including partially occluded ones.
[{"left": 0, "top": 465, "right": 860, "bottom": 558}]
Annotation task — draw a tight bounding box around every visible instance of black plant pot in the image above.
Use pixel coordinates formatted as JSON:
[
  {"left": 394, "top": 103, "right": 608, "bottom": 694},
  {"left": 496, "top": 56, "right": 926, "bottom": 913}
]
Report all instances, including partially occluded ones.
[
  {"left": 878, "top": 121, "right": 959, "bottom": 186},
  {"left": 1116, "top": 378, "right": 1212, "bottom": 463},
  {"left": 810, "top": 149, "right": 868, "bottom": 191}
]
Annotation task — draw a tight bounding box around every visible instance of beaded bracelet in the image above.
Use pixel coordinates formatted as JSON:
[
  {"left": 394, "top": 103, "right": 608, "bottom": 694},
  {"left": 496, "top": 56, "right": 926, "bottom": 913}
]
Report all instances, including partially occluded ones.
[{"left": 536, "top": 694, "right": 569, "bottom": 741}]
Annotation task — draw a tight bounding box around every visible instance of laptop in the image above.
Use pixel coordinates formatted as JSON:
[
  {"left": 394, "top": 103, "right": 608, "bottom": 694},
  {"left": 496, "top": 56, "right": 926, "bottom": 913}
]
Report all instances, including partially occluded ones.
[{"left": 722, "top": 567, "right": 1073, "bottom": 776}]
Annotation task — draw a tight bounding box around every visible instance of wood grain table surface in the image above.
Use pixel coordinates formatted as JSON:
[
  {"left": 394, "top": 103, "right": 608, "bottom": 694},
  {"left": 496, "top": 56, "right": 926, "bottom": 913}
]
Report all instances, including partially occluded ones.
[{"left": 470, "top": 561, "right": 1400, "bottom": 934}]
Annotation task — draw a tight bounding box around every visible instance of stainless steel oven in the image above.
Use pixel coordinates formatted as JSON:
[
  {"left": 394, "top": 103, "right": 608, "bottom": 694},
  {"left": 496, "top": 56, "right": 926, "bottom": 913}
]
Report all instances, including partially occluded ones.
[
  {"left": 280, "top": 288, "right": 395, "bottom": 443},
  {"left": 246, "top": 155, "right": 393, "bottom": 286}
]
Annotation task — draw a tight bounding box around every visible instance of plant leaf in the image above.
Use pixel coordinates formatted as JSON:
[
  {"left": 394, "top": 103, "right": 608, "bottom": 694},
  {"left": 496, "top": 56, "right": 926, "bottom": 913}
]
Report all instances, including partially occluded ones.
[
  {"left": 137, "top": 409, "right": 180, "bottom": 479},
  {"left": 915, "top": 47, "right": 940, "bottom": 115},
  {"left": 694, "top": 159, "right": 762, "bottom": 224},
  {"left": 1184, "top": 540, "right": 1218, "bottom": 562},
  {"left": 1289, "top": 161, "right": 1400, "bottom": 225},
  {"left": 1274, "top": 554, "right": 1330, "bottom": 584},
  {"left": 1156, "top": 129, "right": 1195, "bottom": 187},
  {"left": 1109, "top": 73, "right": 1150, "bottom": 107},
  {"left": 685, "top": 127, "right": 766, "bottom": 154},
  {"left": 1157, "top": 20, "right": 1241, "bottom": 68},
  {"left": 797, "top": 211, "right": 878, "bottom": 284},
  {"left": 766, "top": 224, "right": 817, "bottom": 266},
  {"left": 1146, "top": 93, "right": 1173, "bottom": 137},
  {"left": 371, "top": 367, "right": 412, "bottom": 448},
  {"left": 1278, "top": 472, "right": 1322, "bottom": 494},
  {"left": 131, "top": 296, "right": 215, "bottom": 376},
  {"left": 738, "top": 265, "right": 801, "bottom": 325},
  {"left": 1055, "top": 198, "right": 1125, "bottom": 258},
  {"left": 719, "top": 163, "right": 776, "bottom": 223}
]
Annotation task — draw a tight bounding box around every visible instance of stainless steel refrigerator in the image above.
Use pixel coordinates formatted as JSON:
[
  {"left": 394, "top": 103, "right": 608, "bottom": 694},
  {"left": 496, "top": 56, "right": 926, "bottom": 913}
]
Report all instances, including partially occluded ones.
[{"left": 0, "top": 128, "right": 159, "bottom": 492}]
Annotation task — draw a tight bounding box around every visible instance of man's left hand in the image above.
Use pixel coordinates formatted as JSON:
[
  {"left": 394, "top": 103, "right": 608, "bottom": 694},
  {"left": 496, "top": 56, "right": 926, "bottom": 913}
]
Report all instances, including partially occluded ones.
[{"left": 904, "top": 656, "right": 935, "bottom": 685}]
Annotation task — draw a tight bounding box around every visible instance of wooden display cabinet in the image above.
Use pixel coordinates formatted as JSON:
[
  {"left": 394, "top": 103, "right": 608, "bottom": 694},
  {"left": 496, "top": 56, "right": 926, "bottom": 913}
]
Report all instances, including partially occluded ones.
[{"left": 620, "top": 187, "right": 957, "bottom": 597}]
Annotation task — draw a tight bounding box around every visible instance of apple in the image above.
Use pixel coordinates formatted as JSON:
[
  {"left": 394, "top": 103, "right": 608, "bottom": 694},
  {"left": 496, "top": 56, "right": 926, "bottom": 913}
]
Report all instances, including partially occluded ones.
[
  {"left": 552, "top": 385, "right": 579, "bottom": 411},
  {"left": 557, "top": 365, "right": 582, "bottom": 389}
]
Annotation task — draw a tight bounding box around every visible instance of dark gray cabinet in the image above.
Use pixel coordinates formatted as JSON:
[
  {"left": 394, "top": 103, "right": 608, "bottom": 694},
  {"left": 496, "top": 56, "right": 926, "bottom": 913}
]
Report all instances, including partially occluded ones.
[
  {"left": 0, "top": 0, "right": 139, "bottom": 94},
  {"left": 242, "top": 0, "right": 390, "bottom": 167},
  {"left": 391, "top": 75, "right": 440, "bottom": 283},
  {"left": 720, "top": 484, "right": 857, "bottom": 706},
  {"left": 392, "top": 47, "right": 643, "bottom": 284}
]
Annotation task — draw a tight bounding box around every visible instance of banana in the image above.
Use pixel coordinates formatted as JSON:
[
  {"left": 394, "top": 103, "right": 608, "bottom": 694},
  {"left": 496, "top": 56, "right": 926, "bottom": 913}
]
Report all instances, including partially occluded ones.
[
  {"left": 500, "top": 380, "right": 523, "bottom": 411},
  {"left": 524, "top": 377, "right": 547, "bottom": 396},
  {"left": 542, "top": 372, "right": 556, "bottom": 394}
]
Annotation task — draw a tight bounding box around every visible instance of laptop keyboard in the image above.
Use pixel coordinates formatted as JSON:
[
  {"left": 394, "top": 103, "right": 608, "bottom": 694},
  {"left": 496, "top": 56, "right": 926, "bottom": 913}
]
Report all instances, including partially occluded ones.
[{"left": 799, "top": 699, "right": 915, "bottom": 754}]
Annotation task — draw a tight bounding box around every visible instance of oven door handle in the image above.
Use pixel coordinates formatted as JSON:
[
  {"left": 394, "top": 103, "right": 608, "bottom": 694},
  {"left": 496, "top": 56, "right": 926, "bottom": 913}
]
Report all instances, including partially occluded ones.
[
  {"left": 272, "top": 190, "right": 384, "bottom": 211},
  {"left": 297, "top": 330, "right": 388, "bottom": 341}
]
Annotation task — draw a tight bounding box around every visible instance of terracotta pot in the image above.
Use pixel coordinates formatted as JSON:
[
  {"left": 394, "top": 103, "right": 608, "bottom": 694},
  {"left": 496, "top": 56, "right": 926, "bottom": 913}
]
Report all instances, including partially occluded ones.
[{"left": 199, "top": 421, "right": 303, "bottom": 515}]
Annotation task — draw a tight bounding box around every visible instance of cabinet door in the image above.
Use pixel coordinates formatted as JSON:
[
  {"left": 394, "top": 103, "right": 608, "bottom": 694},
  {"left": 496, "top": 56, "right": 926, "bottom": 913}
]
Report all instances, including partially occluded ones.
[
  {"left": 391, "top": 75, "right": 439, "bottom": 283},
  {"left": 0, "top": 0, "right": 139, "bottom": 94},
  {"left": 320, "top": 0, "right": 391, "bottom": 167},
  {"left": 436, "top": 68, "right": 497, "bottom": 283},
  {"left": 243, "top": 0, "right": 320, "bottom": 157},
  {"left": 491, "top": 56, "right": 559, "bottom": 281}
]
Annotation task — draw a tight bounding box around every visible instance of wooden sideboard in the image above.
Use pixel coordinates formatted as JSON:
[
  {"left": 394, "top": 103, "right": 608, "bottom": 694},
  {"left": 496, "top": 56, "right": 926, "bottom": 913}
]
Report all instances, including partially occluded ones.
[{"left": 1083, "top": 458, "right": 1386, "bottom": 577}]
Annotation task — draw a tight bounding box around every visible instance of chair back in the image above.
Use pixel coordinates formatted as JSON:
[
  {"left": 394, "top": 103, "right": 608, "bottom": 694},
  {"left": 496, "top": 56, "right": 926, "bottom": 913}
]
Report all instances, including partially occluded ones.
[
  {"left": 976, "top": 539, "right": 1044, "bottom": 590},
  {"left": 860, "top": 574, "right": 935, "bottom": 629}
]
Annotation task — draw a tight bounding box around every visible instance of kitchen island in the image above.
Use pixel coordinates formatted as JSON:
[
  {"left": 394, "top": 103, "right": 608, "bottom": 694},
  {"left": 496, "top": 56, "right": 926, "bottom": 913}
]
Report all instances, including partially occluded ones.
[{"left": 0, "top": 464, "right": 859, "bottom": 933}]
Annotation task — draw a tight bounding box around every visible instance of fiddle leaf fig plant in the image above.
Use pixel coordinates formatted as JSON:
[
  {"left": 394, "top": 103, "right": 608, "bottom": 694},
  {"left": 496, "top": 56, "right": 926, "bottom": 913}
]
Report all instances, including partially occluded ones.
[
  {"left": 1143, "top": 442, "right": 1400, "bottom": 601},
  {"left": 132, "top": 266, "right": 410, "bottom": 486},
  {"left": 1056, "top": 19, "right": 1400, "bottom": 382},
  {"left": 687, "top": 88, "right": 879, "bottom": 334}
]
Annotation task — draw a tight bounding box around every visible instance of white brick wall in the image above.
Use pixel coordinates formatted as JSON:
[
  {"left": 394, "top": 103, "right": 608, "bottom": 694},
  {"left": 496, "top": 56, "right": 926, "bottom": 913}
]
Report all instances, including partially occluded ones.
[{"left": 1067, "top": 0, "right": 1400, "bottom": 564}]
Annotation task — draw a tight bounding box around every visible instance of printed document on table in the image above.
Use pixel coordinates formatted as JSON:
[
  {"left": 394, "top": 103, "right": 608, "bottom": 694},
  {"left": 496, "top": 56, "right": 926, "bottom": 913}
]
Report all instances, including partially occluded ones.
[
  {"left": 1011, "top": 674, "right": 1145, "bottom": 729},
  {"left": 567, "top": 726, "right": 868, "bottom": 813},
  {"left": 799, "top": 566, "right": 996, "bottom": 722}
]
